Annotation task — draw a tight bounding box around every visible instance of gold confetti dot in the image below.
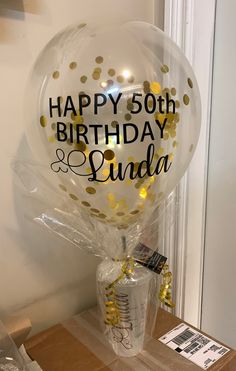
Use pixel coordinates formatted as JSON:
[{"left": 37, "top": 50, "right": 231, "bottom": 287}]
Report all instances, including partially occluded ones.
[
  {"left": 91, "top": 208, "right": 100, "bottom": 213},
  {"left": 128, "top": 156, "right": 134, "bottom": 162},
  {"left": 148, "top": 101, "right": 153, "bottom": 110},
  {"left": 143, "top": 80, "right": 150, "bottom": 93},
  {"left": 74, "top": 141, "right": 86, "bottom": 152},
  {"left": 69, "top": 194, "right": 78, "bottom": 201},
  {"left": 172, "top": 140, "right": 178, "bottom": 148},
  {"left": 188, "top": 78, "right": 193, "bottom": 88},
  {"left": 150, "top": 82, "right": 161, "bottom": 94},
  {"left": 48, "top": 136, "right": 55, "bottom": 143},
  {"left": 86, "top": 187, "right": 96, "bottom": 194},
  {"left": 170, "top": 130, "right": 176, "bottom": 138},
  {"left": 162, "top": 89, "right": 170, "bottom": 99},
  {"left": 104, "top": 149, "right": 115, "bottom": 161},
  {"left": 155, "top": 112, "right": 164, "bottom": 123},
  {"left": 92, "top": 72, "right": 100, "bottom": 80},
  {"left": 127, "top": 102, "right": 134, "bottom": 111},
  {"left": 94, "top": 67, "right": 102, "bottom": 74},
  {"left": 125, "top": 113, "right": 132, "bottom": 121},
  {"left": 127, "top": 76, "right": 135, "bottom": 83},
  {"left": 175, "top": 100, "right": 180, "bottom": 108},
  {"left": 189, "top": 144, "right": 194, "bottom": 152},
  {"left": 71, "top": 112, "right": 84, "bottom": 124},
  {"left": 80, "top": 75, "right": 87, "bottom": 83},
  {"left": 107, "top": 193, "right": 115, "bottom": 201},
  {"left": 126, "top": 179, "right": 132, "bottom": 185},
  {"left": 40, "top": 115, "right": 47, "bottom": 127},
  {"left": 164, "top": 133, "right": 169, "bottom": 140},
  {"left": 130, "top": 210, "right": 140, "bottom": 215},
  {"left": 51, "top": 122, "right": 56, "bottom": 130},
  {"left": 67, "top": 138, "right": 73, "bottom": 145},
  {"left": 167, "top": 112, "right": 175, "bottom": 123},
  {"left": 144, "top": 87, "right": 151, "bottom": 94},
  {"left": 59, "top": 184, "right": 67, "bottom": 192},
  {"left": 108, "top": 68, "right": 115, "bottom": 76},
  {"left": 139, "top": 188, "right": 147, "bottom": 199},
  {"left": 52, "top": 71, "right": 59, "bottom": 79},
  {"left": 171, "top": 87, "right": 176, "bottom": 96},
  {"left": 183, "top": 94, "right": 190, "bottom": 105},
  {"left": 69, "top": 62, "right": 77, "bottom": 70},
  {"left": 111, "top": 120, "right": 118, "bottom": 128},
  {"left": 81, "top": 201, "right": 90, "bottom": 207},
  {"left": 157, "top": 147, "right": 164, "bottom": 156},
  {"left": 78, "top": 125, "right": 85, "bottom": 133},
  {"left": 161, "top": 64, "right": 169, "bottom": 73},
  {"left": 117, "top": 212, "right": 125, "bottom": 216},
  {"left": 117, "top": 75, "right": 124, "bottom": 83},
  {"left": 102, "top": 168, "right": 110, "bottom": 177},
  {"left": 174, "top": 112, "right": 180, "bottom": 123},
  {"left": 95, "top": 56, "right": 103, "bottom": 64}
]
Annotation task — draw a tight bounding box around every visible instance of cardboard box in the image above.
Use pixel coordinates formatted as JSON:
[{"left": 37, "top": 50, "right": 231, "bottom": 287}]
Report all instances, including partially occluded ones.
[
  {"left": 24, "top": 308, "right": 236, "bottom": 370},
  {"left": 3, "top": 315, "right": 32, "bottom": 348}
]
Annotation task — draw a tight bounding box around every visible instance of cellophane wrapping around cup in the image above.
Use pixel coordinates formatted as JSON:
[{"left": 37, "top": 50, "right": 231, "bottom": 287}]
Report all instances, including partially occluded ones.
[
  {"left": 13, "top": 160, "right": 178, "bottom": 356},
  {"left": 96, "top": 258, "right": 160, "bottom": 357}
]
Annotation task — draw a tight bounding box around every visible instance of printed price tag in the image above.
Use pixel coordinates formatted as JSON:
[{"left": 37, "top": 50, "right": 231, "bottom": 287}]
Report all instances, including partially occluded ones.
[
  {"left": 159, "top": 323, "right": 230, "bottom": 369},
  {"left": 133, "top": 243, "right": 167, "bottom": 274}
]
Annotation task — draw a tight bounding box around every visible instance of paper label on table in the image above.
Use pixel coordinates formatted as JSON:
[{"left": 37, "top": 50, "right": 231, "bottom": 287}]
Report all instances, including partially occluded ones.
[{"left": 159, "top": 323, "right": 230, "bottom": 369}]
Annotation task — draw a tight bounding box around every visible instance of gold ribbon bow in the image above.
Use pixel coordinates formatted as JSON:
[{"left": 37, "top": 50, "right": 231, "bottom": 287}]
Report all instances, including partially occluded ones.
[{"left": 159, "top": 264, "right": 175, "bottom": 308}]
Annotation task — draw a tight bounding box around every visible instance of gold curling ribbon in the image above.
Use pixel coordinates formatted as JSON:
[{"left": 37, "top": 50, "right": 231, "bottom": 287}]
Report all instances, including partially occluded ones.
[
  {"left": 159, "top": 264, "right": 175, "bottom": 308},
  {"left": 104, "top": 257, "right": 134, "bottom": 326},
  {"left": 104, "top": 259, "right": 175, "bottom": 326}
]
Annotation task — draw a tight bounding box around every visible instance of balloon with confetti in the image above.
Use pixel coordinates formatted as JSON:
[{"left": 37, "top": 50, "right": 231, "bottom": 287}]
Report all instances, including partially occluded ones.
[{"left": 26, "top": 21, "right": 201, "bottom": 236}]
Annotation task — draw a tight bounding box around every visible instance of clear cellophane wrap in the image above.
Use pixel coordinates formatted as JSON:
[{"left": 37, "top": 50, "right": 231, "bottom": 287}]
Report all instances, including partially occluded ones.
[{"left": 13, "top": 160, "right": 178, "bottom": 356}]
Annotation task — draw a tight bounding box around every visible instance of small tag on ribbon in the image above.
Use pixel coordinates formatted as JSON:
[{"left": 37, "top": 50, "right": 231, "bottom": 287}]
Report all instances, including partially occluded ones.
[{"left": 133, "top": 243, "right": 167, "bottom": 274}]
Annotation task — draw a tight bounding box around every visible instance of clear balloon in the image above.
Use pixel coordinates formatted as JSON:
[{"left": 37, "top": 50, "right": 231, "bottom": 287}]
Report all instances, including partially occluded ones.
[{"left": 26, "top": 20, "right": 201, "bottom": 235}]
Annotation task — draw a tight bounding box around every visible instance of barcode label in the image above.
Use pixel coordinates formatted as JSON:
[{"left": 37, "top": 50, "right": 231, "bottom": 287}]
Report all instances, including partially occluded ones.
[
  {"left": 184, "top": 341, "right": 199, "bottom": 354},
  {"left": 172, "top": 328, "right": 195, "bottom": 346},
  {"left": 159, "top": 323, "right": 230, "bottom": 369}
]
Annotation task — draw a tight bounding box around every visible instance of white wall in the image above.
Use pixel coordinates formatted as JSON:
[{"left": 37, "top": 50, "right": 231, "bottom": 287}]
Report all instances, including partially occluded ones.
[
  {"left": 0, "top": 0, "right": 162, "bottom": 334},
  {"left": 202, "top": 0, "right": 236, "bottom": 348}
]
